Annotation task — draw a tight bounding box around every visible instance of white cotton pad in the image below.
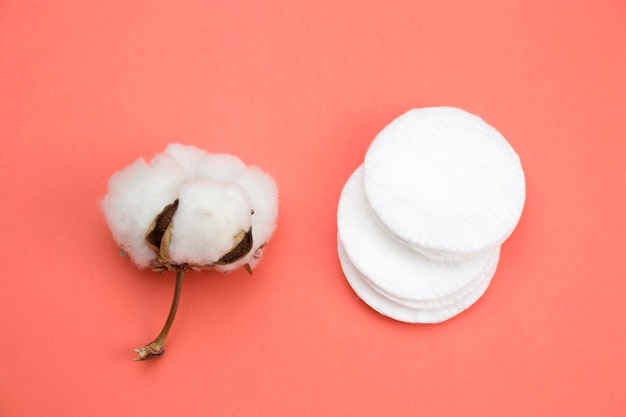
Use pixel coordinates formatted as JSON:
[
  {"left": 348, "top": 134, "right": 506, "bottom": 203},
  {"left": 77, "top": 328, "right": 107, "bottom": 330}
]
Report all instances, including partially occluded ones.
[
  {"left": 337, "top": 236, "right": 496, "bottom": 323},
  {"left": 337, "top": 166, "right": 499, "bottom": 313},
  {"left": 375, "top": 247, "right": 499, "bottom": 311},
  {"left": 363, "top": 107, "right": 525, "bottom": 261}
]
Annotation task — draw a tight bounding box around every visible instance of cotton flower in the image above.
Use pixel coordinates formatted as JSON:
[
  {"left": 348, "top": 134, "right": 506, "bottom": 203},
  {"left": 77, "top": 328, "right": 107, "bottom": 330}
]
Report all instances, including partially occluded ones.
[{"left": 101, "top": 144, "right": 278, "bottom": 360}]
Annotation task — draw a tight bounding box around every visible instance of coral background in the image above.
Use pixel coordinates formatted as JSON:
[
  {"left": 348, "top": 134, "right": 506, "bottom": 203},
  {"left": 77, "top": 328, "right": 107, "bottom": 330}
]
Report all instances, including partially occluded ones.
[{"left": 1, "top": 1, "right": 624, "bottom": 416}]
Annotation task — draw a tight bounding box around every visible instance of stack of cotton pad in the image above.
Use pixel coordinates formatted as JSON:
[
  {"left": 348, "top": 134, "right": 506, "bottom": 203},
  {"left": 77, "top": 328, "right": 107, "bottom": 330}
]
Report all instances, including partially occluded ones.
[{"left": 337, "top": 107, "right": 525, "bottom": 323}]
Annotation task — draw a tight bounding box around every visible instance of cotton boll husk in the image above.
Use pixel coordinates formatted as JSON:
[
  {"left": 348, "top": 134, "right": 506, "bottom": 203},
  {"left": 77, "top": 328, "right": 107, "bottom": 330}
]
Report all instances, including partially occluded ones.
[
  {"left": 101, "top": 158, "right": 185, "bottom": 268},
  {"left": 167, "top": 181, "right": 253, "bottom": 266}
]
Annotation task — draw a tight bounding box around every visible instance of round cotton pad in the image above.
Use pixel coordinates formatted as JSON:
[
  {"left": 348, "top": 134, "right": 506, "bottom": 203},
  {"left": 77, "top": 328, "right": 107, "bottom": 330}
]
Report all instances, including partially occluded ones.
[
  {"left": 376, "top": 246, "right": 498, "bottom": 311},
  {"left": 338, "top": 166, "right": 500, "bottom": 310},
  {"left": 363, "top": 107, "right": 525, "bottom": 260},
  {"left": 337, "top": 237, "right": 496, "bottom": 323}
]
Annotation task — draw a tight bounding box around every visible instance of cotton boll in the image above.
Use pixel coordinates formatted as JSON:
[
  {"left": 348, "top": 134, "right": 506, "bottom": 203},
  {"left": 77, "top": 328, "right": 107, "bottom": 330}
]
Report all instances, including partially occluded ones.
[
  {"left": 101, "top": 157, "right": 185, "bottom": 268},
  {"left": 102, "top": 143, "right": 278, "bottom": 273},
  {"left": 102, "top": 144, "right": 279, "bottom": 360},
  {"left": 167, "top": 181, "right": 253, "bottom": 267}
]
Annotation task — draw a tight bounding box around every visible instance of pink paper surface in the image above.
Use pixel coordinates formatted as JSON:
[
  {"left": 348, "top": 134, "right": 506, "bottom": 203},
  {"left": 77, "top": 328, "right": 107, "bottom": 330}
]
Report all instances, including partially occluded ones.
[{"left": 1, "top": 1, "right": 625, "bottom": 416}]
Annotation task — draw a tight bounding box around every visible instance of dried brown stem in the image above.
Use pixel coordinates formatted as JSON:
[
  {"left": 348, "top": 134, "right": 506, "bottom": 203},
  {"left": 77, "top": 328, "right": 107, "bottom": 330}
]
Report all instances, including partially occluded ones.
[{"left": 134, "top": 270, "right": 184, "bottom": 361}]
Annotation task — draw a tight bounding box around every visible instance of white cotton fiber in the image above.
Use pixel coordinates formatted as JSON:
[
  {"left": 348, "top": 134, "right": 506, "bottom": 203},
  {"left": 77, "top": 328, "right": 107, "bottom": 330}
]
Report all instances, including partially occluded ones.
[
  {"left": 153, "top": 143, "right": 247, "bottom": 183},
  {"left": 101, "top": 144, "right": 278, "bottom": 273},
  {"left": 167, "top": 181, "right": 252, "bottom": 267},
  {"left": 230, "top": 166, "right": 279, "bottom": 249},
  {"left": 363, "top": 107, "right": 526, "bottom": 261},
  {"left": 101, "top": 158, "right": 185, "bottom": 268}
]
